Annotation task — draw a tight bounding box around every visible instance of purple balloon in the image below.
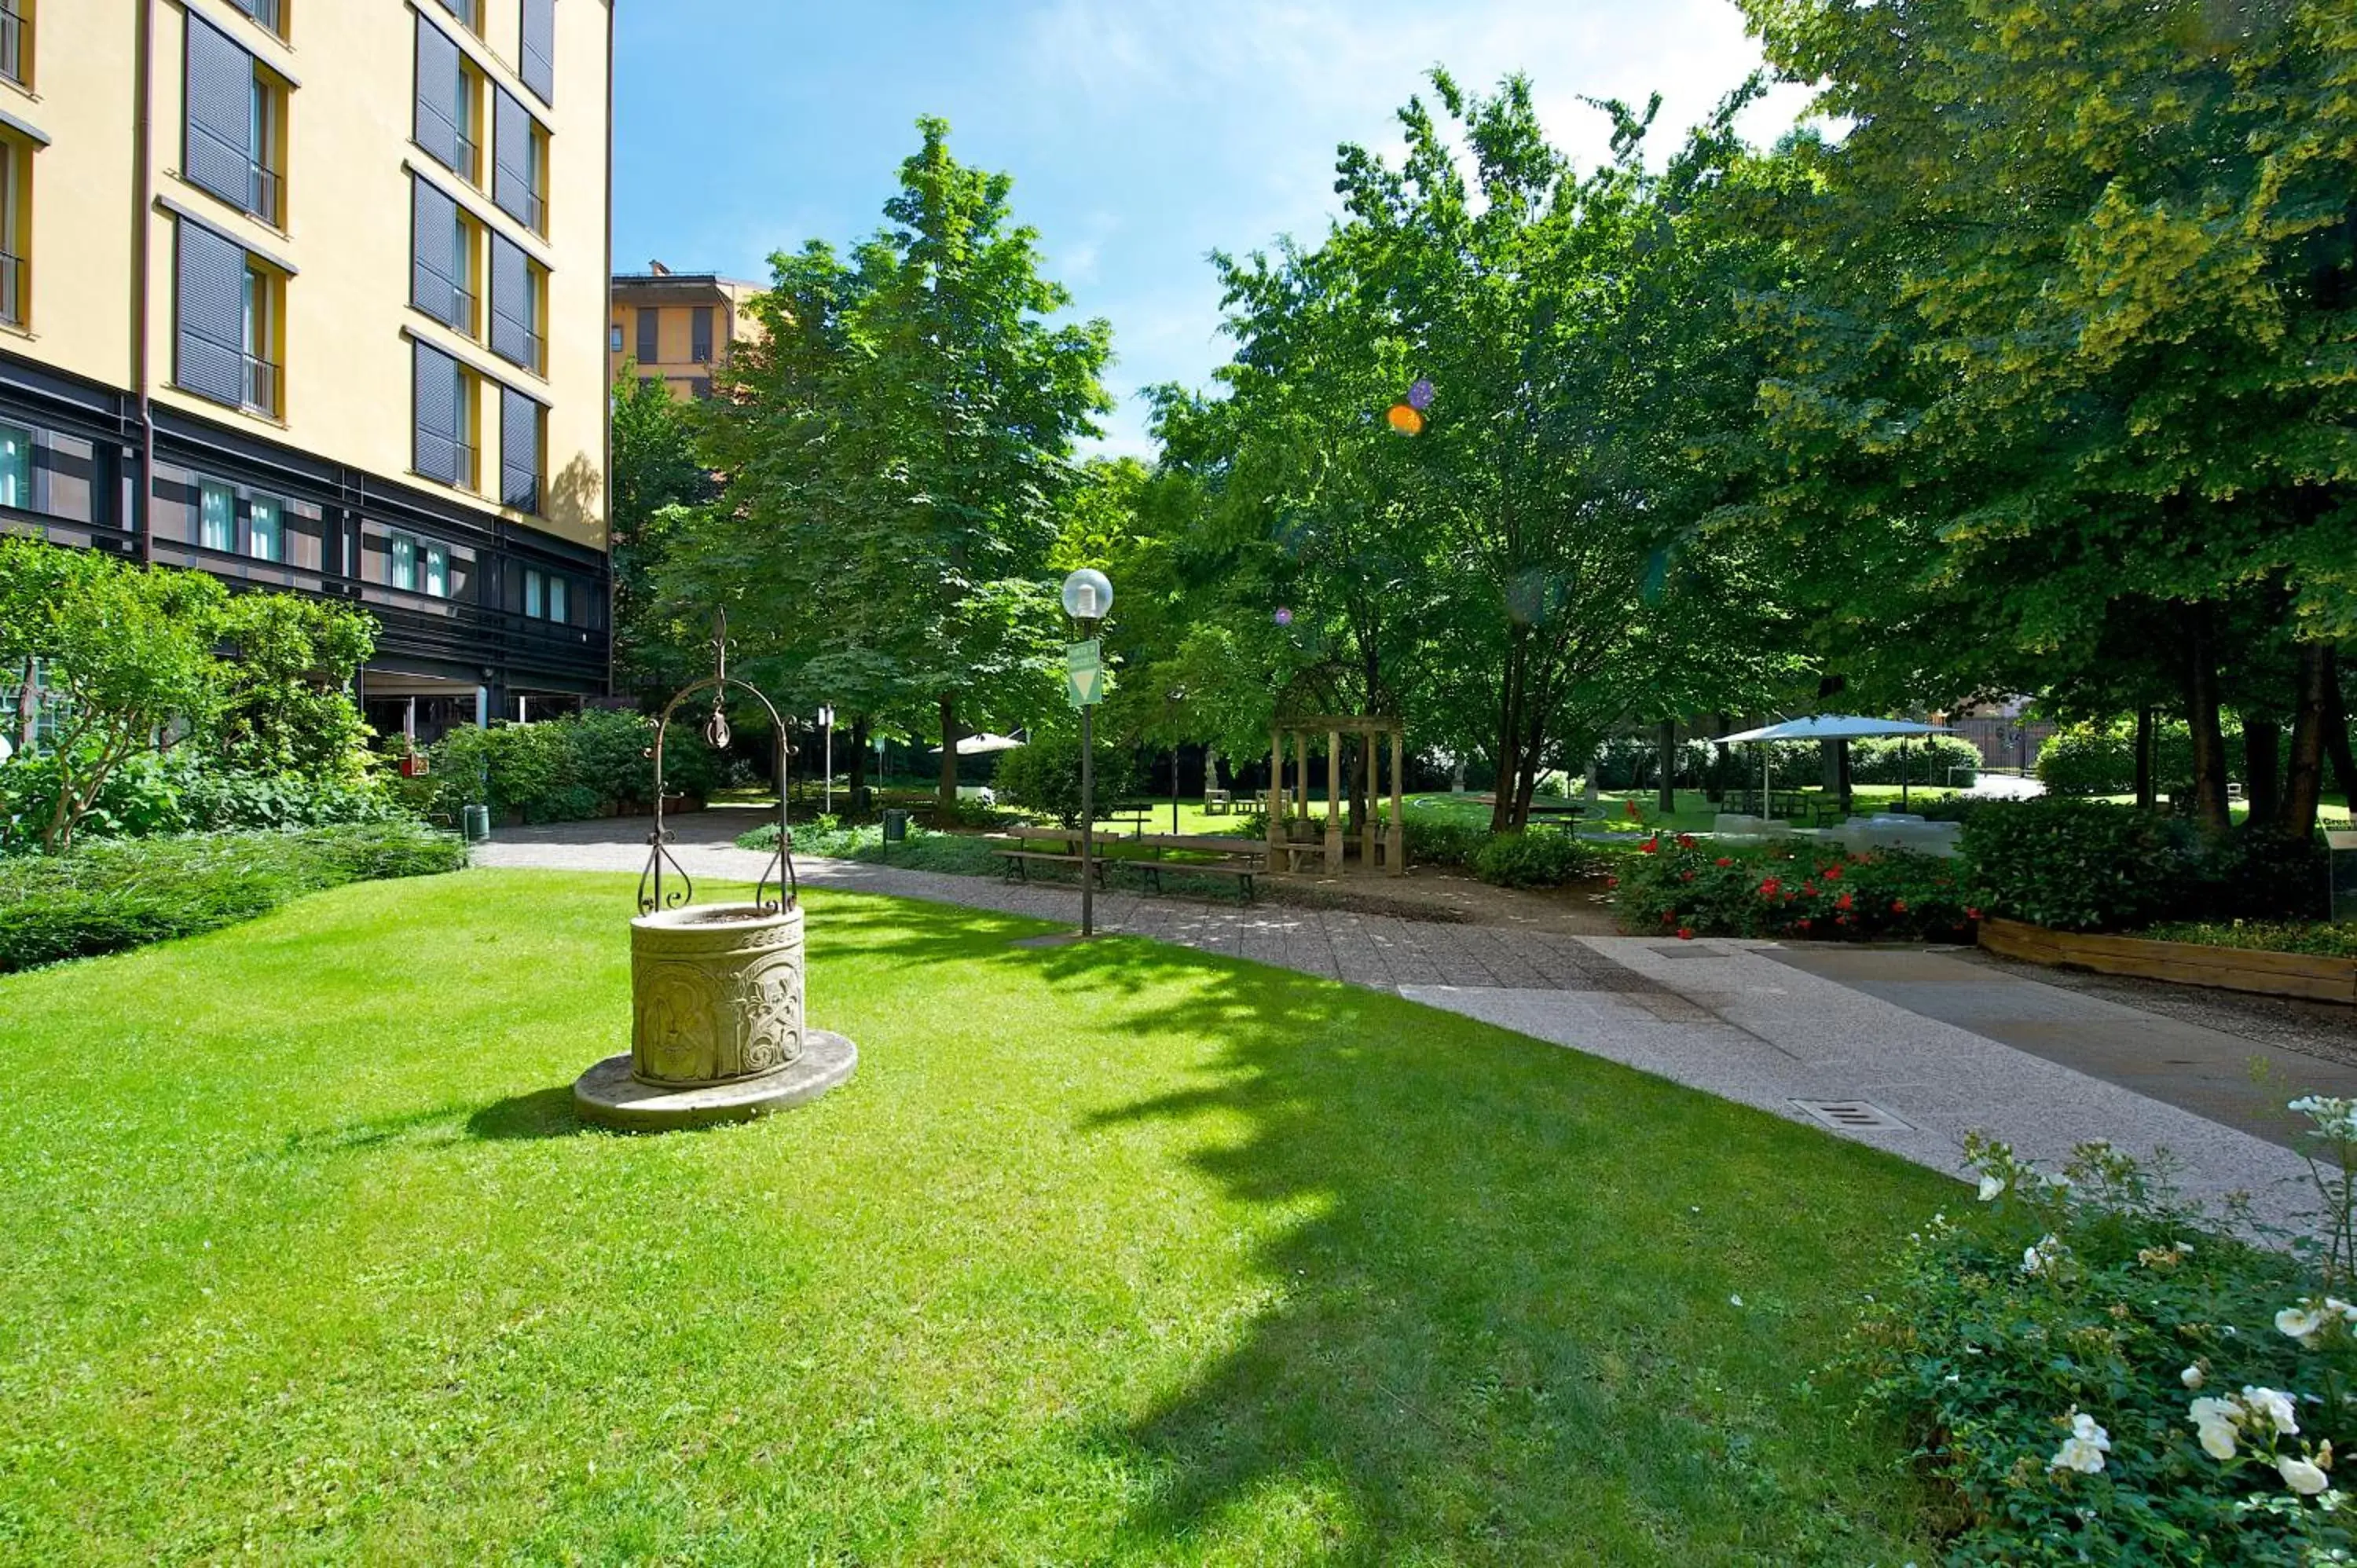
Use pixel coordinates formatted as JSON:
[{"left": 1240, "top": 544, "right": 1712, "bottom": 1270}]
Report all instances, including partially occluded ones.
[{"left": 1406, "top": 378, "right": 1435, "bottom": 411}]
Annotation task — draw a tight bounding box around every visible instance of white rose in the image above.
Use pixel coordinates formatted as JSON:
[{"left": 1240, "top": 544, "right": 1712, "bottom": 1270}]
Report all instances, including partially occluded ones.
[
  {"left": 2050, "top": 1435, "right": 2106, "bottom": 1474},
  {"left": 2244, "top": 1387, "right": 2300, "bottom": 1437},
  {"left": 2069, "top": 1412, "right": 2111, "bottom": 1451},
  {"left": 2198, "top": 1420, "right": 2238, "bottom": 1460},
  {"left": 1978, "top": 1174, "right": 2005, "bottom": 1202},
  {"left": 2282, "top": 1456, "right": 2330, "bottom": 1497},
  {"left": 2278, "top": 1303, "right": 2327, "bottom": 1346},
  {"left": 2181, "top": 1365, "right": 2206, "bottom": 1390}
]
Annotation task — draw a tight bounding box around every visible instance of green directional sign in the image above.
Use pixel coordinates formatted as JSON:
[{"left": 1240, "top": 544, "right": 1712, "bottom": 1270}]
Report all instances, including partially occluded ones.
[{"left": 1065, "top": 639, "right": 1103, "bottom": 709}]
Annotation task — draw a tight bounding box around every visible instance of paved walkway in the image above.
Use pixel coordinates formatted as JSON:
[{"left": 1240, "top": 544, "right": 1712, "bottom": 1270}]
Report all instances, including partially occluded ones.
[{"left": 476, "top": 815, "right": 2337, "bottom": 1227}]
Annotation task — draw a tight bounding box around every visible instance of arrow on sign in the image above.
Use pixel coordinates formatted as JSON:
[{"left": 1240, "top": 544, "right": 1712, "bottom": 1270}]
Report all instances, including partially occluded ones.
[{"left": 1066, "top": 667, "right": 1103, "bottom": 708}]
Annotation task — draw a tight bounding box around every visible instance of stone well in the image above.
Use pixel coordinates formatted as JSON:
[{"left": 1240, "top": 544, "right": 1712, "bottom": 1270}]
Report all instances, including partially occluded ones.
[{"left": 574, "top": 900, "right": 855, "bottom": 1131}]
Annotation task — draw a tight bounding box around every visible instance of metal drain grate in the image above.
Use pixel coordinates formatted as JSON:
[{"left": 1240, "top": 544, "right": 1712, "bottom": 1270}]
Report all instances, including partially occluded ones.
[{"left": 1790, "top": 1099, "right": 1913, "bottom": 1133}]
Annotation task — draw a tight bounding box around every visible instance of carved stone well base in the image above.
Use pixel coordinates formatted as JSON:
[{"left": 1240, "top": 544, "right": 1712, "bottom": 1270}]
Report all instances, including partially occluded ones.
[{"left": 574, "top": 1029, "right": 857, "bottom": 1132}]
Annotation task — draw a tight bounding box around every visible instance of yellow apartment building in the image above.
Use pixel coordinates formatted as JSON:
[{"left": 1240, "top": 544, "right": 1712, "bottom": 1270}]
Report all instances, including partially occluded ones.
[
  {"left": 610, "top": 262, "right": 761, "bottom": 400},
  {"left": 0, "top": 0, "right": 614, "bottom": 738}
]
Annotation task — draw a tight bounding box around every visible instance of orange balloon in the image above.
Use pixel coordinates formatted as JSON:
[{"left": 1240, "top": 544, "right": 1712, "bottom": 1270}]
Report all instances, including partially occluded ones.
[{"left": 1386, "top": 403, "right": 1424, "bottom": 435}]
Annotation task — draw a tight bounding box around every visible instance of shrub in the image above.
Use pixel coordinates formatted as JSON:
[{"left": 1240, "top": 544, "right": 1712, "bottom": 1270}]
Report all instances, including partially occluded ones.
[
  {"left": 427, "top": 710, "right": 723, "bottom": 825},
  {"left": 1615, "top": 834, "right": 1974, "bottom": 940},
  {"left": 1843, "top": 1121, "right": 2357, "bottom": 1565},
  {"left": 0, "top": 748, "right": 403, "bottom": 852},
  {"left": 2036, "top": 719, "right": 2197, "bottom": 797},
  {"left": 1847, "top": 735, "right": 1981, "bottom": 787},
  {"left": 992, "top": 728, "right": 1139, "bottom": 827},
  {"left": 1400, "top": 813, "right": 1488, "bottom": 868},
  {"left": 1960, "top": 797, "right": 2190, "bottom": 932},
  {"left": 0, "top": 822, "right": 466, "bottom": 973},
  {"left": 2142, "top": 920, "right": 2357, "bottom": 958},
  {"left": 1470, "top": 828, "right": 1600, "bottom": 888}
]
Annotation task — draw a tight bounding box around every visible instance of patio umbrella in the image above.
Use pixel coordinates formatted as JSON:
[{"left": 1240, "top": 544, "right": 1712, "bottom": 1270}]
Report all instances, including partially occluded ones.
[
  {"left": 928, "top": 732, "right": 1027, "bottom": 756},
  {"left": 1713, "top": 715, "right": 1954, "bottom": 811}
]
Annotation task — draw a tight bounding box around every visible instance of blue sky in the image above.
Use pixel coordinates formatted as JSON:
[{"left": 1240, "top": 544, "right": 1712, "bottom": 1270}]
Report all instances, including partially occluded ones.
[{"left": 611, "top": 2, "right": 1816, "bottom": 457}]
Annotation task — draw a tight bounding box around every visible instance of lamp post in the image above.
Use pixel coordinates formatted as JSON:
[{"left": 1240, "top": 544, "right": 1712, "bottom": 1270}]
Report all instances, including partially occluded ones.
[
  {"left": 817, "top": 704, "right": 834, "bottom": 815},
  {"left": 1061, "top": 568, "right": 1113, "bottom": 937},
  {"left": 1166, "top": 686, "right": 1188, "bottom": 833}
]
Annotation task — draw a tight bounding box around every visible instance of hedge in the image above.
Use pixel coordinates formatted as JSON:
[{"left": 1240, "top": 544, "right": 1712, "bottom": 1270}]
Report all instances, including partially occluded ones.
[
  {"left": 0, "top": 822, "right": 467, "bottom": 973},
  {"left": 426, "top": 709, "right": 724, "bottom": 825}
]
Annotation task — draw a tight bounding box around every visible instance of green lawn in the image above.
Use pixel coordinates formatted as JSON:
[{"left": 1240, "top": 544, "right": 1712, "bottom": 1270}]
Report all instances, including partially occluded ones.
[{"left": 0, "top": 870, "right": 1954, "bottom": 1564}]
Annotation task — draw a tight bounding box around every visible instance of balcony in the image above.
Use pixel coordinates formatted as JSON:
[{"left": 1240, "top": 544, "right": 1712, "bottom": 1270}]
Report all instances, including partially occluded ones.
[
  {"left": 241, "top": 353, "right": 280, "bottom": 417},
  {"left": 249, "top": 163, "right": 283, "bottom": 226},
  {"left": 519, "top": 189, "right": 546, "bottom": 234},
  {"left": 0, "top": 0, "right": 23, "bottom": 86},
  {"left": 0, "top": 251, "right": 20, "bottom": 328}
]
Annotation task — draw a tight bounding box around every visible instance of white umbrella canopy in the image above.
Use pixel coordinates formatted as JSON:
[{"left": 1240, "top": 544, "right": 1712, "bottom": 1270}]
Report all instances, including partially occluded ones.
[
  {"left": 1710, "top": 715, "right": 1955, "bottom": 811},
  {"left": 1714, "top": 715, "right": 1951, "bottom": 743},
  {"left": 929, "top": 732, "right": 1026, "bottom": 756}
]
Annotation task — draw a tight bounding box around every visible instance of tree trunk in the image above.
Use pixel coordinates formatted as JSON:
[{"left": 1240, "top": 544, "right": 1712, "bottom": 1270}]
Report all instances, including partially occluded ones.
[
  {"left": 1490, "top": 641, "right": 1527, "bottom": 834},
  {"left": 15, "top": 658, "right": 33, "bottom": 755},
  {"left": 1655, "top": 719, "right": 1677, "bottom": 814},
  {"left": 2325, "top": 649, "right": 2357, "bottom": 811},
  {"left": 847, "top": 718, "right": 871, "bottom": 809},
  {"left": 1708, "top": 712, "right": 1728, "bottom": 803},
  {"left": 2134, "top": 706, "right": 2157, "bottom": 812},
  {"left": 2183, "top": 603, "right": 2234, "bottom": 834},
  {"left": 2243, "top": 716, "right": 2282, "bottom": 826},
  {"left": 937, "top": 695, "right": 960, "bottom": 815},
  {"left": 2277, "top": 642, "right": 2331, "bottom": 841}
]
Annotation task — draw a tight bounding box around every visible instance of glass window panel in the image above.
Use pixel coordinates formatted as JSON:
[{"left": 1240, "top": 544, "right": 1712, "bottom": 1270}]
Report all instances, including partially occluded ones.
[
  {"left": 247, "top": 495, "right": 281, "bottom": 562},
  {"left": 200, "top": 480, "right": 235, "bottom": 551},
  {"left": 523, "top": 567, "right": 541, "bottom": 618},
  {"left": 42, "top": 434, "right": 95, "bottom": 524},
  {"left": 425, "top": 544, "right": 449, "bottom": 598},
  {"left": 548, "top": 575, "right": 567, "bottom": 623},
  {"left": 0, "top": 423, "right": 27, "bottom": 510},
  {"left": 390, "top": 533, "right": 416, "bottom": 592}
]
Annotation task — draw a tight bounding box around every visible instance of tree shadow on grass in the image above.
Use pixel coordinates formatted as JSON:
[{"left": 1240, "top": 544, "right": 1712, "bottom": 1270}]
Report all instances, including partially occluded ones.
[{"left": 1006, "top": 936, "right": 1930, "bottom": 1564}]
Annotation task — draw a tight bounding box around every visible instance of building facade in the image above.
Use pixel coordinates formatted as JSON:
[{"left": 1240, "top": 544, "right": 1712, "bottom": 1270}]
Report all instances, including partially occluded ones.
[
  {"left": 610, "top": 263, "right": 761, "bottom": 401},
  {"left": 0, "top": 0, "right": 614, "bottom": 744}
]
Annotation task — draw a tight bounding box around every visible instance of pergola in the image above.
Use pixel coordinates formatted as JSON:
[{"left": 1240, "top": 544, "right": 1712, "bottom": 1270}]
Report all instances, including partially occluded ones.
[{"left": 1266, "top": 714, "right": 1406, "bottom": 876}]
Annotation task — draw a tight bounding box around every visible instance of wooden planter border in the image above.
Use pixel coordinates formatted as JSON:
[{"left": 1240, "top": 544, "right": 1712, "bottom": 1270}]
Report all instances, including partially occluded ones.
[{"left": 1978, "top": 918, "right": 2357, "bottom": 1006}]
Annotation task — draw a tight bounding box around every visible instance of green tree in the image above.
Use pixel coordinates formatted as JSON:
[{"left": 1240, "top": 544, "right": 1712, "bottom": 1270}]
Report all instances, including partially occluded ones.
[
  {"left": 679, "top": 118, "right": 1113, "bottom": 812},
  {"left": 209, "top": 592, "right": 378, "bottom": 782},
  {"left": 1740, "top": 0, "right": 2357, "bottom": 836},
  {"left": 0, "top": 538, "right": 230, "bottom": 853},
  {"left": 609, "top": 370, "right": 716, "bottom": 702}
]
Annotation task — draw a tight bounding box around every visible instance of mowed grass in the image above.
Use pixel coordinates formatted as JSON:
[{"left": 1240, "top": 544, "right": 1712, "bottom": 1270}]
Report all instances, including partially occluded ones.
[{"left": 0, "top": 870, "right": 1952, "bottom": 1565}]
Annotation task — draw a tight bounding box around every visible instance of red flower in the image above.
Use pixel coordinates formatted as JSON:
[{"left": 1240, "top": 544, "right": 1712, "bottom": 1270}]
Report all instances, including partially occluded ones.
[
  {"left": 1681, "top": 870, "right": 1695, "bottom": 882},
  {"left": 1823, "top": 864, "right": 1844, "bottom": 881},
  {"left": 1835, "top": 892, "right": 1853, "bottom": 912},
  {"left": 1675, "top": 833, "right": 1696, "bottom": 850},
  {"left": 1966, "top": 907, "right": 1983, "bottom": 921},
  {"left": 1604, "top": 874, "right": 1619, "bottom": 888},
  {"left": 1800, "top": 883, "right": 1817, "bottom": 898},
  {"left": 1677, "top": 927, "right": 1695, "bottom": 941},
  {"left": 1758, "top": 877, "right": 1782, "bottom": 898},
  {"left": 1639, "top": 837, "right": 1659, "bottom": 855},
  {"left": 1662, "top": 912, "right": 1677, "bottom": 925},
  {"left": 1835, "top": 914, "right": 1850, "bottom": 925},
  {"left": 1891, "top": 899, "right": 1908, "bottom": 914},
  {"left": 1714, "top": 857, "right": 1732, "bottom": 868},
  {"left": 1797, "top": 917, "right": 1813, "bottom": 929},
  {"left": 1624, "top": 799, "right": 1644, "bottom": 819}
]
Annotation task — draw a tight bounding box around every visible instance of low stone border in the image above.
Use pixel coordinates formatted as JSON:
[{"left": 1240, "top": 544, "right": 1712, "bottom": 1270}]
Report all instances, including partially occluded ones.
[{"left": 1979, "top": 917, "right": 2357, "bottom": 1006}]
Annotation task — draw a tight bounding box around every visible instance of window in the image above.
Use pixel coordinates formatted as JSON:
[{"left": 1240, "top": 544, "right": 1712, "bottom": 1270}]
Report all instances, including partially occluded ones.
[
  {"left": 691, "top": 306, "right": 713, "bottom": 364},
  {"left": 414, "top": 17, "right": 481, "bottom": 185},
  {"left": 438, "top": 0, "right": 479, "bottom": 35},
  {"left": 548, "top": 573, "right": 567, "bottom": 623},
  {"left": 199, "top": 479, "right": 234, "bottom": 550},
  {"left": 232, "top": 0, "right": 286, "bottom": 40},
  {"left": 185, "top": 14, "right": 283, "bottom": 224},
  {"left": 241, "top": 261, "right": 280, "bottom": 416},
  {"left": 489, "top": 233, "right": 542, "bottom": 372},
  {"left": 493, "top": 88, "right": 546, "bottom": 234},
  {"left": 520, "top": 0, "right": 554, "bottom": 105},
  {"left": 0, "top": 421, "right": 26, "bottom": 509},
  {"left": 389, "top": 531, "right": 416, "bottom": 591},
  {"left": 1, "top": 0, "right": 31, "bottom": 90},
  {"left": 609, "top": 322, "right": 622, "bottom": 354},
  {"left": 410, "top": 175, "right": 476, "bottom": 332},
  {"left": 425, "top": 544, "right": 449, "bottom": 598},
  {"left": 500, "top": 387, "right": 541, "bottom": 512},
  {"left": 0, "top": 134, "right": 22, "bottom": 328},
  {"left": 635, "top": 307, "right": 658, "bottom": 364},
  {"left": 175, "top": 218, "right": 277, "bottom": 413},
  {"left": 412, "top": 340, "right": 476, "bottom": 489},
  {"left": 247, "top": 494, "right": 280, "bottom": 562},
  {"left": 522, "top": 566, "right": 541, "bottom": 618}
]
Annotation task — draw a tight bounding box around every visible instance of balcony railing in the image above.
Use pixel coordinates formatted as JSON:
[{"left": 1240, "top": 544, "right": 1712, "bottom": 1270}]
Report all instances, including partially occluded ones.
[
  {"left": 451, "top": 284, "right": 478, "bottom": 334},
  {"left": 520, "top": 189, "right": 546, "bottom": 233},
  {"left": 0, "top": 251, "right": 20, "bottom": 328},
  {"left": 244, "top": 0, "right": 284, "bottom": 33},
  {"left": 454, "top": 133, "right": 479, "bottom": 183},
  {"left": 242, "top": 353, "right": 280, "bottom": 417},
  {"left": 453, "top": 441, "right": 478, "bottom": 489},
  {"left": 249, "top": 163, "right": 283, "bottom": 226},
  {"left": 0, "top": 1, "right": 23, "bottom": 87}
]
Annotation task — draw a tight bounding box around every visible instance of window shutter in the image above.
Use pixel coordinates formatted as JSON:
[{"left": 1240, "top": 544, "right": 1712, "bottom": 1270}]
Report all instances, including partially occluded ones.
[
  {"left": 175, "top": 221, "right": 247, "bottom": 407},
  {"left": 691, "top": 306, "right": 713, "bottom": 362},
  {"left": 489, "top": 234, "right": 531, "bottom": 368},
  {"left": 414, "top": 18, "right": 460, "bottom": 171},
  {"left": 184, "top": 14, "right": 254, "bottom": 210},
  {"left": 520, "top": 0, "right": 555, "bottom": 105},
  {"left": 500, "top": 387, "right": 541, "bottom": 512},
  {"left": 412, "top": 178, "right": 461, "bottom": 325},
  {"left": 636, "top": 307, "right": 658, "bottom": 363},
  {"left": 493, "top": 88, "right": 534, "bottom": 227},
  {"left": 414, "top": 341, "right": 460, "bottom": 485}
]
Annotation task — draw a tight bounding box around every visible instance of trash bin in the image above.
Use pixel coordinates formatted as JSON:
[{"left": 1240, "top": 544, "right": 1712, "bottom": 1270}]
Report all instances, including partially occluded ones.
[
  {"left": 463, "top": 804, "right": 491, "bottom": 843},
  {"left": 882, "top": 808, "right": 909, "bottom": 844}
]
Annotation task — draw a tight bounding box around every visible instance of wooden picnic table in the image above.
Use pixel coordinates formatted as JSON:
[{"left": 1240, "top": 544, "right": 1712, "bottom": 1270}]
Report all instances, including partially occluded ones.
[{"left": 985, "top": 826, "right": 1266, "bottom": 902}]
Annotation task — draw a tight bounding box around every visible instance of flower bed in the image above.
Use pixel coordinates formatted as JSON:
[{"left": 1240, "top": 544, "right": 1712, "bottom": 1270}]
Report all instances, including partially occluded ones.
[
  {"left": 2144, "top": 921, "right": 2357, "bottom": 961},
  {"left": 1612, "top": 833, "right": 1975, "bottom": 942},
  {"left": 1978, "top": 918, "right": 2357, "bottom": 1005},
  {"left": 1846, "top": 1108, "right": 2357, "bottom": 1563}
]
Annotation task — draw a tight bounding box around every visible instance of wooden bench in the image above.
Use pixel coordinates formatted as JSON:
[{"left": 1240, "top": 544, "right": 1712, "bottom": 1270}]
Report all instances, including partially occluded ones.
[
  {"left": 988, "top": 825, "right": 1108, "bottom": 886},
  {"left": 1118, "top": 833, "right": 1266, "bottom": 902}
]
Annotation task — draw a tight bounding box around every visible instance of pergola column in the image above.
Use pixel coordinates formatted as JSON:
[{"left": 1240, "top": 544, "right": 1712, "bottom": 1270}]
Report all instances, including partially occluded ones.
[
  {"left": 1325, "top": 729, "right": 1343, "bottom": 872},
  {"left": 1267, "top": 727, "right": 1284, "bottom": 858},
  {"left": 1294, "top": 731, "right": 1308, "bottom": 827},
  {"left": 1387, "top": 727, "right": 1405, "bottom": 875},
  {"left": 1360, "top": 735, "right": 1376, "bottom": 871}
]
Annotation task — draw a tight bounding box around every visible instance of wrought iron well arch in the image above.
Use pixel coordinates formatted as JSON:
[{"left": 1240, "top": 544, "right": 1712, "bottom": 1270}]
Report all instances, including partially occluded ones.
[{"left": 638, "top": 610, "right": 797, "bottom": 914}]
